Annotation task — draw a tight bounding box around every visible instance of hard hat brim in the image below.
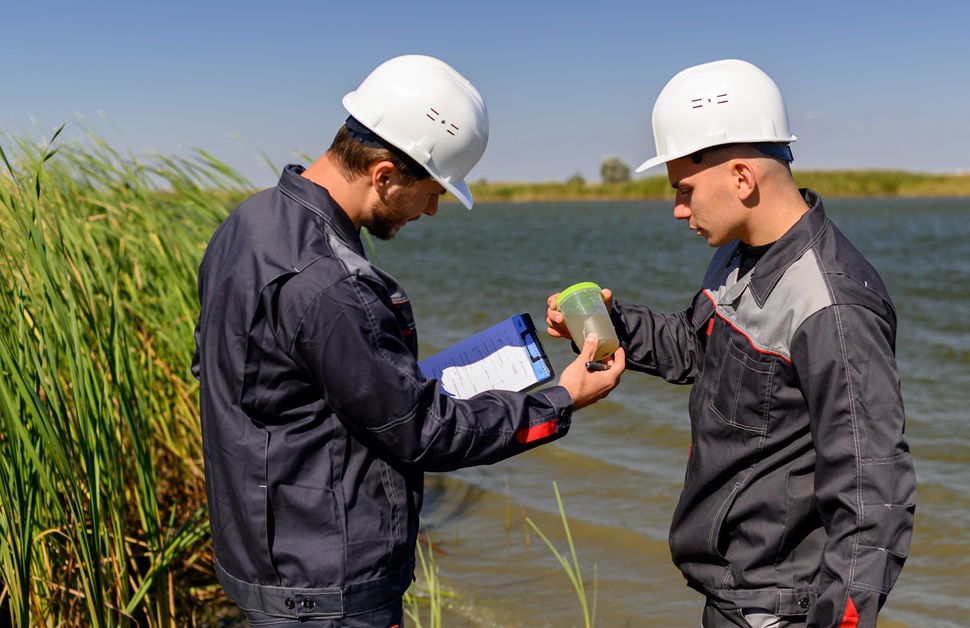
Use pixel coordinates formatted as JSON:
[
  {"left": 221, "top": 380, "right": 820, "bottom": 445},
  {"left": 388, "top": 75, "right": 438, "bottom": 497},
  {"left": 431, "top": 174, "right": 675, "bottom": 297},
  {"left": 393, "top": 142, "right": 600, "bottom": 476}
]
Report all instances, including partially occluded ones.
[
  {"left": 440, "top": 178, "right": 473, "bottom": 210},
  {"left": 635, "top": 155, "right": 671, "bottom": 173}
]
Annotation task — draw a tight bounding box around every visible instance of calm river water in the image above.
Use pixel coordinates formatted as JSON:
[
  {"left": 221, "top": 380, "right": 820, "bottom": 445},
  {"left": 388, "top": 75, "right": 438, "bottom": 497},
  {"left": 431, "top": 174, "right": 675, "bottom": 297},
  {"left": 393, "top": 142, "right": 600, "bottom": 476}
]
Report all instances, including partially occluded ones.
[{"left": 373, "top": 196, "right": 969, "bottom": 627}]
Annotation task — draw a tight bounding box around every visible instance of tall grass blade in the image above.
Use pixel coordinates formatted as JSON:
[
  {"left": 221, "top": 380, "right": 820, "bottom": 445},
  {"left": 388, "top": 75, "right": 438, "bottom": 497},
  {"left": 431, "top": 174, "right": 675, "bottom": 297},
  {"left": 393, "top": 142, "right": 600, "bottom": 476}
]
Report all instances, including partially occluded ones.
[{"left": 525, "top": 481, "right": 597, "bottom": 628}]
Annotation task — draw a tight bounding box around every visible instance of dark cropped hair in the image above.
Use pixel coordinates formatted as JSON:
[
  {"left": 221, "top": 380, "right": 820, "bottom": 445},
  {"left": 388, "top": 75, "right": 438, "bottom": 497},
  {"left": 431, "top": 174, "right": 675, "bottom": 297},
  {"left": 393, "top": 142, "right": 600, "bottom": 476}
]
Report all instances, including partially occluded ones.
[{"left": 328, "top": 123, "right": 430, "bottom": 186}]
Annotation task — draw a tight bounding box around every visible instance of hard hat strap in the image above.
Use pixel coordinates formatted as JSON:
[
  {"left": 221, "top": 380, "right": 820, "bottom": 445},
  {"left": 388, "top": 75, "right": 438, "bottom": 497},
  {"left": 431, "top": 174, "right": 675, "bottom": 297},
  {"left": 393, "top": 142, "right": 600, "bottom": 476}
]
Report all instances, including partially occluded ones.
[
  {"left": 345, "top": 116, "right": 387, "bottom": 149},
  {"left": 751, "top": 142, "right": 794, "bottom": 163},
  {"left": 689, "top": 142, "right": 793, "bottom": 165}
]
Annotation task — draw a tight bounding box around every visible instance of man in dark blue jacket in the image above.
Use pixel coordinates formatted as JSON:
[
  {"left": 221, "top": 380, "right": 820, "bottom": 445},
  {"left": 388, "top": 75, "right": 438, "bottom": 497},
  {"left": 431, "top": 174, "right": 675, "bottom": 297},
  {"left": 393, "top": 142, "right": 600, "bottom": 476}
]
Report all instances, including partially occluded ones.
[
  {"left": 192, "top": 54, "right": 625, "bottom": 626},
  {"left": 547, "top": 60, "right": 916, "bottom": 627}
]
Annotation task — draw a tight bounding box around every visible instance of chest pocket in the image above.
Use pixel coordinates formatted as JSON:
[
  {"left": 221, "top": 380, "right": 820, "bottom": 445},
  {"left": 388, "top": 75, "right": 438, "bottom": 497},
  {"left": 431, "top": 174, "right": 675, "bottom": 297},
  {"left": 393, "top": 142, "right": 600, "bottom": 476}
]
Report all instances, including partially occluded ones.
[
  {"left": 371, "top": 265, "right": 418, "bottom": 357},
  {"left": 389, "top": 295, "right": 418, "bottom": 357},
  {"left": 709, "top": 335, "right": 777, "bottom": 435}
]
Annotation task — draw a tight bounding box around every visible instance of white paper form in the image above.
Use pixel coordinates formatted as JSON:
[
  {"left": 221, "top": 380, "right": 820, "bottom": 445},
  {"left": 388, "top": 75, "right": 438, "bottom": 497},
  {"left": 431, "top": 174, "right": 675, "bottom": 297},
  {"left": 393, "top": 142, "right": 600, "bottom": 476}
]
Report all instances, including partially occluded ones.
[{"left": 418, "top": 314, "right": 553, "bottom": 400}]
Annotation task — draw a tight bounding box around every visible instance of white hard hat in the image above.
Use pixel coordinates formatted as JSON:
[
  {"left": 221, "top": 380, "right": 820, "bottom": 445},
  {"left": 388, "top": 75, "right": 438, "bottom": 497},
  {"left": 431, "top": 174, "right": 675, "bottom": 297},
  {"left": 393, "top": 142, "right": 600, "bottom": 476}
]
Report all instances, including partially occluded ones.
[
  {"left": 636, "top": 59, "right": 796, "bottom": 172},
  {"left": 343, "top": 54, "right": 489, "bottom": 209}
]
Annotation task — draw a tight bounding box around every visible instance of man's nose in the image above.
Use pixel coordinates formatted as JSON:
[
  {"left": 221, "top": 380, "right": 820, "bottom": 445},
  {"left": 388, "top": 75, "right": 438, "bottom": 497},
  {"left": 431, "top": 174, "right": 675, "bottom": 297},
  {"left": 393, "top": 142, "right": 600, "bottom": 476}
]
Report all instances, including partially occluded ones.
[{"left": 424, "top": 196, "right": 440, "bottom": 216}]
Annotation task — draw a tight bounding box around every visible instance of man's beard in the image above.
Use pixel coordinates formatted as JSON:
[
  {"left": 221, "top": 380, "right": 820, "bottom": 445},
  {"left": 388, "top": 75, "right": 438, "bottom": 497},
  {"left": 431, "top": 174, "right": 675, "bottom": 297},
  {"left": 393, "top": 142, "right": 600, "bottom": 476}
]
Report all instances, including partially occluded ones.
[{"left": 366, "top": 188, "right": 412, "bottom": 241}]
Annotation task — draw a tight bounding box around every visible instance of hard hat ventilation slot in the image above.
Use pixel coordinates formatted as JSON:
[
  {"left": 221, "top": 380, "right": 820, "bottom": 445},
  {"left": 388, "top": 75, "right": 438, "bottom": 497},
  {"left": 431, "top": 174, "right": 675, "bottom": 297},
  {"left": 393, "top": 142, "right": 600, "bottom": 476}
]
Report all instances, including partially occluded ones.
[
  {"left": 691, "top": 94, "right": 730, "bottom": 109},
  {"left": 426, "top": 107, "right": 460, "bottom": 137}
]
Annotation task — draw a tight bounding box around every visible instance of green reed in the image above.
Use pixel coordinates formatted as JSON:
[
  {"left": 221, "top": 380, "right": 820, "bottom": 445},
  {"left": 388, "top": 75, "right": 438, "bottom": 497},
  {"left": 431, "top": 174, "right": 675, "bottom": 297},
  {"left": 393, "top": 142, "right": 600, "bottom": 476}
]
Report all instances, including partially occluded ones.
[
  {"left": 526, "top": 481, "right": 598, "bottom": 628},
  {"left": 403, "top": 531, "right": 452, "bottom": 628},
  {"left": 0, "top": 126, "right": 246, "bottom": 625}
]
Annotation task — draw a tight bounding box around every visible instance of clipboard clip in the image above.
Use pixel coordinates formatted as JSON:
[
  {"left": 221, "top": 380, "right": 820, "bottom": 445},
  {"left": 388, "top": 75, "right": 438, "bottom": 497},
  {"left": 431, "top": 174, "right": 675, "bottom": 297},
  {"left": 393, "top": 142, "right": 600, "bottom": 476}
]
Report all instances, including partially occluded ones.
[{"left": 521, "top": 329, "right": 543, "bottom": 363}]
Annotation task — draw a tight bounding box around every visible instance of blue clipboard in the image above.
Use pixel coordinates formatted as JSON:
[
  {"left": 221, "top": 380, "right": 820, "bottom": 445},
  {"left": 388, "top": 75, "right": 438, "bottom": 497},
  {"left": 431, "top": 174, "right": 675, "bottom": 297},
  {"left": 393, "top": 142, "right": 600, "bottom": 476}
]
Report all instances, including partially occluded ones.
[{"left": 418, "top": 313, "right": 555, "bottom": 399}]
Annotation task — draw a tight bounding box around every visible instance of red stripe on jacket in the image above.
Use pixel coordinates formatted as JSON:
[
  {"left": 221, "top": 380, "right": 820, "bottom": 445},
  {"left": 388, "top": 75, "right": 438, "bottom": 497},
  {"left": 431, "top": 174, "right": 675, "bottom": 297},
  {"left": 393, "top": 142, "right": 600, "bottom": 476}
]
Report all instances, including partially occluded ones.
[{"left": 516, "top": 419, "right": 557, "bottom": 444}]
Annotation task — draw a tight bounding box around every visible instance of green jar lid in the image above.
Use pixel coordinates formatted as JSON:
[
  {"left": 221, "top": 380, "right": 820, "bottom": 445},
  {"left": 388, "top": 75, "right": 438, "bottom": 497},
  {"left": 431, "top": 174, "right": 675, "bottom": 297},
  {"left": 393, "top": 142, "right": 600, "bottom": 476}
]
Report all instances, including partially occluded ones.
[{"left": 556, "top": 281, "right": 602, "bottom": 308}]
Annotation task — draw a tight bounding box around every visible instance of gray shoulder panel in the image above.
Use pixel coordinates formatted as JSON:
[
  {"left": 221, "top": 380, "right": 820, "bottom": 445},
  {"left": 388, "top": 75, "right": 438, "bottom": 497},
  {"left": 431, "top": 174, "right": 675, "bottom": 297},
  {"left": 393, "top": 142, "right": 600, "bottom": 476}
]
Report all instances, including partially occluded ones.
[{"left": 706, "top": 249, "right": 833, "bottom": 360}]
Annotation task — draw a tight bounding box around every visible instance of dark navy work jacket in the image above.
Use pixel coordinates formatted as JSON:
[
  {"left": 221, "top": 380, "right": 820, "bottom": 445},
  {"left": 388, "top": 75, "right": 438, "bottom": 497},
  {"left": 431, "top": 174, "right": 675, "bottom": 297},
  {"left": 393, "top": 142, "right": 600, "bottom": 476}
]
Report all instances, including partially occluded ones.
[{"left": 192, "top": 165, "right": 573, "bottom": 619}]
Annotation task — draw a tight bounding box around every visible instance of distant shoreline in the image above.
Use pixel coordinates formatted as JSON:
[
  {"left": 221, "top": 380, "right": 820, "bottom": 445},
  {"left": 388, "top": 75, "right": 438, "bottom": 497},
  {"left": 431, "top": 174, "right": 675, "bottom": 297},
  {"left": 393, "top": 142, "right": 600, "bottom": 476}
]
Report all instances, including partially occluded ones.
[{"left": 454, "top": 170, "right": 970, "bottom": 203}]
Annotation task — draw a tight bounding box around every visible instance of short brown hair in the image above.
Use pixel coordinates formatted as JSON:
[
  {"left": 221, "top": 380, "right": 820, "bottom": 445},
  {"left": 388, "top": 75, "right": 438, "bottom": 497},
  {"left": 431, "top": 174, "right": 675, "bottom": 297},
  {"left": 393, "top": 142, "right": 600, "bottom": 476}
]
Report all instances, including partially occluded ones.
[{"left": 328, "top": 124, "right": 430, "bottom": 186}]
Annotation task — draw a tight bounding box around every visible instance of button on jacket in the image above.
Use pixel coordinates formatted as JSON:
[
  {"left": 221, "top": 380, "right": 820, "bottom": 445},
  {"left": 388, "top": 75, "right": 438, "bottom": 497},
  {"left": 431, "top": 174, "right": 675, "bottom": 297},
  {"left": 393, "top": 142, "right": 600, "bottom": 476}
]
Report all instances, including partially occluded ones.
[
  {"left": 192, "top": 165, "right": 573, "bottom": 619},
  {"left": 612, "top": 190, "right": 916, "bottom": 627}
]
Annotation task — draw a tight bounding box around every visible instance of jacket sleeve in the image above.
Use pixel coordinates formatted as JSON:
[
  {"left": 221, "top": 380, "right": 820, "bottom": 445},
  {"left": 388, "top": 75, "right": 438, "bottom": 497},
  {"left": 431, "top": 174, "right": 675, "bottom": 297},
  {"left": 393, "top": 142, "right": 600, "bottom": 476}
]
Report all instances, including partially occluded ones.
[
  {"left": 791, "top": 303, "right": 916, "bottom": 628},
  {"left": 287, "top": 275, "right": 573, "bottom": 472},
  {"left": 611, "top": 297, "right": 700, "bottom": 384}
]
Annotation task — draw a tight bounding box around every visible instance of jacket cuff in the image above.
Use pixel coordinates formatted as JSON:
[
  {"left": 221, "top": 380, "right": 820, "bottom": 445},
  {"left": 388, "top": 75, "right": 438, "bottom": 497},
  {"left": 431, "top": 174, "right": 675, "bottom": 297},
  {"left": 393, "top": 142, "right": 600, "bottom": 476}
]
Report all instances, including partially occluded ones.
[{"left": 515, "top": 386, "right": 573, "bottom": 445}]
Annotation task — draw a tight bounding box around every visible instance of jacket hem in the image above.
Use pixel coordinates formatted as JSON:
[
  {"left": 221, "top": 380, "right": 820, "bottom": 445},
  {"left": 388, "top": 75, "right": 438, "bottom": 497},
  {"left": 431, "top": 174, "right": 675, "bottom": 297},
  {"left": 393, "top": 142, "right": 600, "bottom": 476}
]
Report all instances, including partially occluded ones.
[{"left": 216, "top": 558, "right": 413, "bottom": 619}]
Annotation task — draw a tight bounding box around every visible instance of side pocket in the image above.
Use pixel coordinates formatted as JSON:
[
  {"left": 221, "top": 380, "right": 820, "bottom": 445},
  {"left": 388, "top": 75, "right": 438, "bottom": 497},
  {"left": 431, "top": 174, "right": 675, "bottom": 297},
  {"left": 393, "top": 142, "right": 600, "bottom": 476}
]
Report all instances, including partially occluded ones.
[
  {"left": 709, "top": 481, "right": 743, "bottom": 562},
  {"left": 380, "top": 459, "right": 404, "bottom": 549}
]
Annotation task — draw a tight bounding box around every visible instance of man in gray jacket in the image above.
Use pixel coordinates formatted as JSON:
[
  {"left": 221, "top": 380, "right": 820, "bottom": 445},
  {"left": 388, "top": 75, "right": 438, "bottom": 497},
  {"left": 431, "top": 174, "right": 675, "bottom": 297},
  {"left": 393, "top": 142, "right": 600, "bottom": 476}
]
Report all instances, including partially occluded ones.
[
  {"left": 546, "top": 59, "right": 915, "bottom": 627},
  {"left": 193, "top": 54, "right": 624, "bottom": 626}
]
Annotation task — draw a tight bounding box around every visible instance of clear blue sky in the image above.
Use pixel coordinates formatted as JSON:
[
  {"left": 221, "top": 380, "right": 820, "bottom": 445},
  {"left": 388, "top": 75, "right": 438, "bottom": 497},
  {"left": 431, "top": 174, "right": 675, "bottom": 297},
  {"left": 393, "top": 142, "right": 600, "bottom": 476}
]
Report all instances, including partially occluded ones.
[{"left": 3, "top": 1, "right": 968, "bottom": 188}]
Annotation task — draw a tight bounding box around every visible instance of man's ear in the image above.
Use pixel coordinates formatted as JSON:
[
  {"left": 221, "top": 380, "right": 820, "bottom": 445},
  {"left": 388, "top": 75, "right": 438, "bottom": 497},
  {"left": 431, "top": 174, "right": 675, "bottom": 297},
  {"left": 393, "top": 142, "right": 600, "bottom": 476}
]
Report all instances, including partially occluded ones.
[
  {"left": 370, "top": 160, "right": 398, "bottom": 195},
  {"left": 733, "top": 159, "right": 758, "bottom": 203}
]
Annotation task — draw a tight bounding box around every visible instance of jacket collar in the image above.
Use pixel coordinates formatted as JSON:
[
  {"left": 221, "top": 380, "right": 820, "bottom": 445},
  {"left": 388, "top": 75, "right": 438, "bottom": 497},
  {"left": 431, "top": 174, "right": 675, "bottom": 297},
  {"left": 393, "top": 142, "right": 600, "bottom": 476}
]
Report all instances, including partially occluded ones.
[
  {"left": 744, "top": 188, "right": 828, "bottom": 308},
  {"left": 276, "top": 164, "right": 365, "bottom": 257}
]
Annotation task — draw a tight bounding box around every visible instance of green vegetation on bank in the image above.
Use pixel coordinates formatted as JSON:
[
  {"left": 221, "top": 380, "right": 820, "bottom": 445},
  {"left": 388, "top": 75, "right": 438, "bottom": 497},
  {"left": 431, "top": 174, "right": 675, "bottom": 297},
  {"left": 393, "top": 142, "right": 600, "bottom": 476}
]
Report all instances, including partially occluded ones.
[
  {"left": 462, "top": 169, "right": 970, "bottom": 203},
  {"left": 0, "top": 128, "right": 242, "bottom": 625}
]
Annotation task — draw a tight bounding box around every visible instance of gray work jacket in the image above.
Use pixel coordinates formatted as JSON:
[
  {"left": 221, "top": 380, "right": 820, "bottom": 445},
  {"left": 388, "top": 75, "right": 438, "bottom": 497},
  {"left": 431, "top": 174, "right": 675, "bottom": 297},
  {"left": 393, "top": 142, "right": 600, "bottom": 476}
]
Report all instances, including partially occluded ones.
[
  {"left": 192, "top": 165, "right": 573, "bottom": 620},
  {"left": 613, "top": 190, "right": 916, "bottom": 628}
]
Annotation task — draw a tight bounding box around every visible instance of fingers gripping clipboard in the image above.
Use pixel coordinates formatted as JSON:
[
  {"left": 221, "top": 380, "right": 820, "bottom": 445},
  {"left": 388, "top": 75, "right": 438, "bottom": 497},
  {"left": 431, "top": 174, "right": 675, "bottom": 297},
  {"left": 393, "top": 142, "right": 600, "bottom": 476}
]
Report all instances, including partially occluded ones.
[{"left": 417, "top": 313, "right": 555, "bottom": 400}]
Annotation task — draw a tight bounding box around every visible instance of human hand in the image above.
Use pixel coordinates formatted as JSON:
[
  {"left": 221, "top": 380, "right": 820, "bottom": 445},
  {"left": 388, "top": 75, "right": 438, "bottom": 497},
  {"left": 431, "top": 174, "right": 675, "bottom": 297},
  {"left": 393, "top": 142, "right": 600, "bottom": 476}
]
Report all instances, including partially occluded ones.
[
  {"left": 545, "top": 292, "right": 570, "bottom": 340},
  {"left": 600, "top": 288, "right": 614, "bottom": 310},
  {"left": 545, "top": 288, "right": 615, "bottom": 341},
  {"left": 557, "top": 333, "right": 625, "bottom": 411}
]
